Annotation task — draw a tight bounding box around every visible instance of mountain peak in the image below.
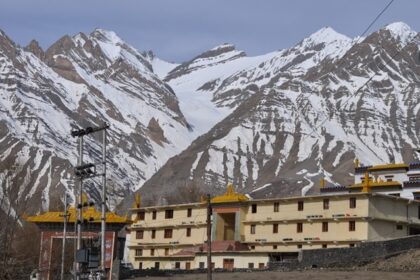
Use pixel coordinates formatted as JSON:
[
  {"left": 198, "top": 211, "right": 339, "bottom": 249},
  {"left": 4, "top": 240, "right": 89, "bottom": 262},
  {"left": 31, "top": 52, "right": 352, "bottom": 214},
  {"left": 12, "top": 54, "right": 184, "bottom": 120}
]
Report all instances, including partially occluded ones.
[
  {"left": 383, "top": 22, "right": 417, "bottom": 44},
  {"left": 91, "top": 28, "right": 123, "bottom": 45},
  {"left": 305, "top": 26, "right": 351, "bottom": 45},
  {"left": 210, "top": 43, "right": 236, "bottom": 51},
  {"left": 24, "top": 39, "right": 45, "bottom": 60}
]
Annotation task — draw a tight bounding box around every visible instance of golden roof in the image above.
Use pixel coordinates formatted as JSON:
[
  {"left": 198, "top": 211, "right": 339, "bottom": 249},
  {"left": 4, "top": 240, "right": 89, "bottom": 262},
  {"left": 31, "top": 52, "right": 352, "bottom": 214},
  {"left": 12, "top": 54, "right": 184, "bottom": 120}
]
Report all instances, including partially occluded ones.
[
  {"left": 26, "top": 206, "right": 131, "bottom": 224},
  {"left": 210, "top": 183, "right": 249, "bottom": 204},
  {"left": 368, "top": 163, "right": 409, "bottom": 172}
]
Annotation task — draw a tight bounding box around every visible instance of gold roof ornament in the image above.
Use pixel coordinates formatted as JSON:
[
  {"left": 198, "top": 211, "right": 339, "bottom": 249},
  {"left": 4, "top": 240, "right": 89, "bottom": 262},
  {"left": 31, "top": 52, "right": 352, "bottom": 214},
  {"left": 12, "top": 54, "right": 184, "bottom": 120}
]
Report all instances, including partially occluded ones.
[
  {"left": 320, "top": 178, "right": 326, "bottom": 188},
  {"left": 133, "top": 193, "right": 141, "bottom": 208},
  {"left": 210, "top": 183, "right": 249, "bottom": 204},
  {"left": 354, "top": 158, "right": 360, "bottom": 168},
  {"left": 362, "top": 172, "right": 370, "bottom": 193}
]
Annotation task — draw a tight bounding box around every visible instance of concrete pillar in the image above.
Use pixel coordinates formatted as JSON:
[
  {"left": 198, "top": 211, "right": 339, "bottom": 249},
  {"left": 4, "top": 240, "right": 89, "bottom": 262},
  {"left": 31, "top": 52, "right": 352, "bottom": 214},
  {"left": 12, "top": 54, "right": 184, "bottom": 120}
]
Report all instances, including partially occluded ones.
[
  {"left": 211, "top": 214, "right": 217, "bottom": 241},
  {"left": 234, "top": 211, "right": 241, "bottom": 241}
]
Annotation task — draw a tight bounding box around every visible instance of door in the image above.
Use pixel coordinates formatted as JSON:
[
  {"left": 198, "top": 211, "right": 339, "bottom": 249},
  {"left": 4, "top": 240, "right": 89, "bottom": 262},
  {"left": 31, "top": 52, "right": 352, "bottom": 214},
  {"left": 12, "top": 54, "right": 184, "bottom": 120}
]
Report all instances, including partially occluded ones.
[
  {"left": 185, "top": 262, "right": 191, "bottom": 270},
  {"left": 223, "top": 259, "right": 234, "bottom": 270}
]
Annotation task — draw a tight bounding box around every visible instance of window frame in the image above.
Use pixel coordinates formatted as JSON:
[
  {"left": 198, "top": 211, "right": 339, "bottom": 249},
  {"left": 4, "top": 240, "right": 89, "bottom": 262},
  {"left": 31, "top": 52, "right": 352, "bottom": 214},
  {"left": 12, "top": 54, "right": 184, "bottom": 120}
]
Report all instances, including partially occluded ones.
[
  {"left": 322, "top": 222, "right": 328, "bottom": 232},
  {"left": 349, "top": 197, "right": 356, "bottom": 209},
  {"left": 297, "top": 222, "right": 303, "bottom": 233},
  {"left": 136, "top": 230, "right": 144, "bottom": 239},
  {"left": 165, "top": 209, "right": 174, "bottom": 219},
  {"left": 250, "top": 224, "right": 256, "bottom": 234},
  {"left": 349, "top": 220, "right": 356, "bottom": 231},
  {"left": 323, "top": 199, "right": 329, "bottom": 210},
  {"left": 273, "top": 202, "right": 279, "bottom": 212},
  {"left": 298, "top": 201, "right": 304, "bottom": 211},
  {"left": 251, "top": 204, "right": 257, "bottom": 213},
  {"left": 164, "top": 228, "right": 173, "bottom": 238}
]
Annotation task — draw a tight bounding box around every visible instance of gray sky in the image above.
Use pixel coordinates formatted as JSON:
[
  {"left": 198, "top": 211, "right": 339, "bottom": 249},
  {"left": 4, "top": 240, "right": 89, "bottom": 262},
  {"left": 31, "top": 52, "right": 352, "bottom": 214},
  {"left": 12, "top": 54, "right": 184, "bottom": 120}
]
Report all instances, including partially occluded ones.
[{"left": 0, "top": 0, "right": 419, "bottom": 62}]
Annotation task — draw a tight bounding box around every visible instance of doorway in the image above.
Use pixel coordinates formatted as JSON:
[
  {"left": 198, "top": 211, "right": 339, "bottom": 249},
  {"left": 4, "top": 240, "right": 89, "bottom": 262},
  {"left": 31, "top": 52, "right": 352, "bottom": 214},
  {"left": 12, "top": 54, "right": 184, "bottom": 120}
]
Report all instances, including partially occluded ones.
[{"left": 223, "top": 258, "right": 234, "bottom": 270}]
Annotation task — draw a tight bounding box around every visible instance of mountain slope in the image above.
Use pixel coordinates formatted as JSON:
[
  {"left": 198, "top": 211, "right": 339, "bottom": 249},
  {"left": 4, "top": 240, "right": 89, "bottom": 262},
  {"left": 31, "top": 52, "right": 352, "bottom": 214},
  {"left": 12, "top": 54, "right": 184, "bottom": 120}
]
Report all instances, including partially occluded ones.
[
  {"left": 139, "top": 23, "right": 420, "bottom": 201},
  {"left": 0, "top": 29, "right": 194, "bottom": 213}
]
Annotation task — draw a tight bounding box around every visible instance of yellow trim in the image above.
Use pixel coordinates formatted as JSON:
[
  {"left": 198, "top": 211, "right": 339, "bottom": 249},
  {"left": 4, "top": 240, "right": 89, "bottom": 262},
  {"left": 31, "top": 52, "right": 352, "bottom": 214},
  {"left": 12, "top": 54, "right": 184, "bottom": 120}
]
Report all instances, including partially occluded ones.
[
  {"left": 210, "top": 183, "right": 249, "bottom": 204},
  {"left": 367, "top": 163, "right": 409, "bottom": 172},
  {"left": 26, "top": 206, "right": 131, "bottom": 224},
  {"left": 349, "top": 181, "right": 401, "bottom": 190}
]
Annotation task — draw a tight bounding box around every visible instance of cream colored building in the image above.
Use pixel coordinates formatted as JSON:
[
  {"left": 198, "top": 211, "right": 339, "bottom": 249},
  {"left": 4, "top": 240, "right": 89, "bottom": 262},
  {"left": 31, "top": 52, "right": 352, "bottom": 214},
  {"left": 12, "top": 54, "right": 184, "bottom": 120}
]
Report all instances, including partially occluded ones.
[{"left": 127, "top": 185, "right": 420, "bottom": 270}]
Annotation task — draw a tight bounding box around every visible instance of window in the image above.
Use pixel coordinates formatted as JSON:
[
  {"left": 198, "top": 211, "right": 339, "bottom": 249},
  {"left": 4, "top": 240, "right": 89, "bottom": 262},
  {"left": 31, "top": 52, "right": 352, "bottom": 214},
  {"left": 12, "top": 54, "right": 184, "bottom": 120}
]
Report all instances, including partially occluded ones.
[
  {"left": 322, "top": 222, "right": 328, "bottom": 232},
  {"left": 175, "top": 262, "right": 180, "bottom": 269},
  {"left": 152, "top": 210, "right": 157, "bottom": 220},
  {"left": 136, "top": 230, "right": 144, "bottom": 239},
  {"left": 251, "top": 204, "right": 257, "bottom": 213},
  {"left": 273, "top": 224, "right": 278, "bottom": 234},
  {"left": 150, "top": 249, "right": 155, "bottom": 256},
  {"left": 250, "top": 245, "right": 255, "bottom": 250},
  {"left": 187, "top": 208, "right": 192, "bottom": 217},
  {"left": 139, "top": 262, "right": 143, "bottom": 269},
  {"left": 298, "top": 201, "right": 304, "bottom": 211},
  {"left": 349, "top": 197, "right": 356, "bottom": 209},
  {"left": 250, "top": 224, "right": 256, "bottom": 234},
  {"left": 323, "top": 199, "right": 329, "bottom": 210},
  {"left": 297, "top": 244, "right": 302, "bottom": 249},
  {"left": 164, "top": 229, "right": 173, "bottom": 238},
  {"left": 135, "top": 249, "right": 143, "bottom": 256},
  {"left": 186, "top": 227, "right": 191, "bottom": 237},
  {"left": 151, "top": 230, "right": 156, "bottom": 239},
  {"left": 258, "top": 263, "right": 265, "bottom": 269},
  {"left": 396, "top": 224, "right": 403, "bottom": 230},
  {"left": 165, "top": 209, "right": 174, "bottom": 219},
  {"left": 322, "top": 244, "right": 327, "bottom": 248},
  {"left": 154, "top": 262, "right": 160, "bottom": 269},
  {"left": 297, "top": 222, "right": 303, "bottom": 233},
  {"left": 248, "top": 263, "right": 254, "bottom": 269},
  {"left": 165, "top": 248, "right": 169, "bottom": 256},
  {"left": 273, "top": 245, "right": 277, "bottom": 249},
  {"left": 349, "top": 221, "right": 356, "bottom": 231},
  {"left": 137, "top": 211, "right": 145, "bottom": 221},
  {"left": 349, "top": 243, "right": 355, "bottom": 248},
  {"left": 274, "top": 202, "right": 279, "bottom": 212},
  {"left": 199, "top": 262, "right": 205, "bottom": 269}
]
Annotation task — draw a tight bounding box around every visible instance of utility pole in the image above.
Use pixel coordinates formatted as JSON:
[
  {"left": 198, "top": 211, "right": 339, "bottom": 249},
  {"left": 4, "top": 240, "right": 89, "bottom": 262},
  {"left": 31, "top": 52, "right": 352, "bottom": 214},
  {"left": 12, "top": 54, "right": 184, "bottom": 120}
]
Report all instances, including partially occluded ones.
[
  {"left": 76, "top": 135, "right": 84, "bottom": 280},
  {"left": 100, "top": 127, "right": 107, "bottom": 277},
  {"left": 71, "top": 123, "right": 109, "bottom": 280},
  {"left": 61, "top": 194, "right": 69, "bottom": 280},
  {"left": 206, "top": 194, "right": 212, "bottom": 280}
]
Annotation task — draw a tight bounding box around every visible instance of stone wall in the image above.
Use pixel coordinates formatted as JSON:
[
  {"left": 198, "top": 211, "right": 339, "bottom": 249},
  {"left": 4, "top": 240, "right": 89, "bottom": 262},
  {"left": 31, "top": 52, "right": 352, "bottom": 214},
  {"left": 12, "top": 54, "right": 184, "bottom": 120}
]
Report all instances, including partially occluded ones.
[{"left": 270, "top": 235, "right": 420, "bottom": 270}]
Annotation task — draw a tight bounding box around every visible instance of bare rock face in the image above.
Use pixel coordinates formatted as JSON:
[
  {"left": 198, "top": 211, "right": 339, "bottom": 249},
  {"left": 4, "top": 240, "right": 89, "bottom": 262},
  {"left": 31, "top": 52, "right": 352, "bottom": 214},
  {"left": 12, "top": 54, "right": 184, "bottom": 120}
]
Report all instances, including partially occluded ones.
[{"left": 24, "top": 40, "right": 45, "bottom": 60}]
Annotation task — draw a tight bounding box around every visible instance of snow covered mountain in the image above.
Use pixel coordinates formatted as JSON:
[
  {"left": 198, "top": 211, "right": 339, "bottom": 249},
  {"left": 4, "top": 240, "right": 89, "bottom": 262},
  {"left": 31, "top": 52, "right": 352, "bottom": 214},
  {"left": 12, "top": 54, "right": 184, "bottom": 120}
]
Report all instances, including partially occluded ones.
[
  {"left": 140, "top": 22, "right": 420, "bottom": 201},
  {"left": 1, "top": 22, "right": 420, "bottom": 212},
  {"left": 0, "top": 29, "right": 194, "bottom": 213}
]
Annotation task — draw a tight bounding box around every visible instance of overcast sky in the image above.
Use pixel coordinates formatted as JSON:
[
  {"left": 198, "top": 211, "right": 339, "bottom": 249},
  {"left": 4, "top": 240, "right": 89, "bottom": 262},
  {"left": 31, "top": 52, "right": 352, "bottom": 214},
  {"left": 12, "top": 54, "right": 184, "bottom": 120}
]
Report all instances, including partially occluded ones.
[{"left": 0, "top": 0, "right": 419, "bottom": 62}]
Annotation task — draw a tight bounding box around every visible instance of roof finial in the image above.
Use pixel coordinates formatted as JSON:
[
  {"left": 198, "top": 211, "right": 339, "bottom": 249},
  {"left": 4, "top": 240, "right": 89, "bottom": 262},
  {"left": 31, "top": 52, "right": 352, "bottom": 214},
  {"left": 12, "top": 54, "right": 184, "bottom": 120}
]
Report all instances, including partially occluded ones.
[
  {"left": 320, "top": 178, "right": 326, "bottom": 188},
  {"left": 354, "top": 158, "right": 360, "bottom": 168},
  {"left": 134, "top": 194, "right": 141, "bottom": 208}
]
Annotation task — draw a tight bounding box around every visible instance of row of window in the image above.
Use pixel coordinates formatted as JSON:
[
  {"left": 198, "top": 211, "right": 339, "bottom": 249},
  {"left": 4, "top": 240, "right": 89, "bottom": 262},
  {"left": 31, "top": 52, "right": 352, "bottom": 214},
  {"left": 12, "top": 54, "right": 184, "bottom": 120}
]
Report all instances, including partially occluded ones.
[
  {"left": 136, "top": 208, "right": 193, "bottom": 221},
  {"left": 250, "top": 198, "right": 357, "bottom": 214},
  {"left": 250, "top": 244, "right": 355, "bottom": 250},
  {"left": 136, "top": 260, "right": 266, "bottom": 270},
  {"left": 136, "top": 228, "right": 192, "bottom": 239},
  {"left": 250, "top": 221, "right": 357, "bottom": 234},
  {"left": 135, "top": 248, "right": 172, "bottom": 257}
]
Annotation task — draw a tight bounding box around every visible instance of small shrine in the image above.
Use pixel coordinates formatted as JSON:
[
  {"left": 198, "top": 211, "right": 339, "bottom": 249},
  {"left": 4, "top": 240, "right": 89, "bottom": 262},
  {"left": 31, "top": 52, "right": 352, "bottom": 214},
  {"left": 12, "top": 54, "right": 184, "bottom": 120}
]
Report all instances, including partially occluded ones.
[{"left": 26, "top": 198, "right": 131, "bottom": 280}]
